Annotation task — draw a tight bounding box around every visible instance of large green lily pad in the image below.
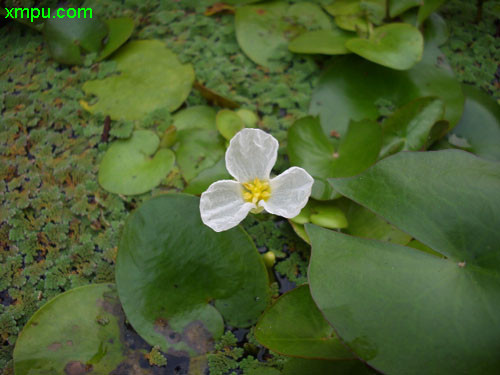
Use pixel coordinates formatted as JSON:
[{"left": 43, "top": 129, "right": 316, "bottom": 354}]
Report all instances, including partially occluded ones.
[
  {"left": 44, "top": 14, "right": 108, "bottom": 65},
  {"left": 255, "top": 285, "right": 354, "bottom": 360},
  {"left": 447, "top": 85, "right": 500, "bottom": 161},
  {"left": 14, "top": 284, "right": 185, "bottom": 374},
  {"left": 380, "top": 96, "right": 445, "bottom": 158},
  {"left": 310, "top": 44, "right": 464, "bottom": 137},
  {"left": 288, "top": 116, "right": 381, "bottom": 199},
  {"left": 235, "top": 2, "right": 331, "bottom": 68},
  {"left": 116, "top": 194, "right": 270, "bottom": 355},
  {"left": 345, "top": 23, "right": 424, "bottom": 70},
  {"left": 98, "top": 130, "right": 175, "bottom": 195},
  {"left": 288, "top": 29, "right": 353, "bottom": 55},
  {"left": 82, "top": 40, "right": 194, "bottom": 120},
  {"left": 307, "top": 150, "right": 500, "bottom": 374}
]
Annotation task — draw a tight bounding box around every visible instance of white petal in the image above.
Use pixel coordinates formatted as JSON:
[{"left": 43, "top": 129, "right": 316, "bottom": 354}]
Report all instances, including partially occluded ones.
[
  {"left": 200, "top": 180, "right": 255, "bottom": 232},
  {"left": 225, "top": 128, "right": 279, "bottom": 183},
  {"left": 260, "top": 167, "right": 314, "bottom": 218}
]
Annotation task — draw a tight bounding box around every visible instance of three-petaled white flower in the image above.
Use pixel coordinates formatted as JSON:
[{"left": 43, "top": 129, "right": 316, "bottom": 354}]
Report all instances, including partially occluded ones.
[{"left": 200, "top": 128, "right": 314, "bottom": 232}]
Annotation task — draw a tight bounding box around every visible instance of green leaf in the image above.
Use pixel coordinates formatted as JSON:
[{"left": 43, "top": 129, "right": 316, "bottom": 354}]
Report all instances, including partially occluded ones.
[
  {"left": 173, "top": 105, "right": 217, "bottom": 131},
  {"left": 417, "top": 0, "right": 446, "bottom": 25},
  {"left": 288, "top": 117, "right": 381, "bottom": 200},
  {"left": 447, "top": 85, "right": 500, "bottom": 161},
  {"left": 380, "top": 96, "right": 445, "bottom": 158},
  {"left": 98, "top": 130, "right": 175, "bottom": 195},
  {"left": 337, "top": 199, "right": 412, "bottom": 245},
  {"left": 423, "top": 12, "right": 448, "bottom": 46},
  {"left": 310, "top": 45, "right": 464, "bottom": 138},
  {"left": 97, "top": 17, "right": 135, "bottom": 61},
  {"left": 14, "top": 284, "right": 143, "bottom": 374},
  {"left": 388, "top": 0, "right": 422, "bottom": 17},
  {"left": 116, "top": 194, "right": 270, "bottom": 355},
  {"left": 82, "top": 40, "right": 194, "bottom": 120},
  {"left": 289, "top": 29, "right": 354, "bottom": 55},
  {"left": 345, "top": 23, "right": 424, "bottom": 70},
  {"left": 307, "top": 150, "right": 500, "bottom": 374},
  {"left": 183, "top": 157, "right": 231, "bottom": 195},
  {"left": 216, "top": 109, "right": 245, "bottom": 140},
  {"left": 255, "top": 285, "right": 354, "bottom": 360},
  {"left": 324, "top": 0, "right": 385, "bottom": 31},
  {"left": 283, "top": 357, "right": 376, "bottom": 375},
  {"left": 175, "top": 129, "right": 225, "bottom": 181},
  {"left": 44, "top": 15, "right": 108, "bottom": 65},
  {"left": 235, "top": 2, "right": 331, "bottom": 68}
]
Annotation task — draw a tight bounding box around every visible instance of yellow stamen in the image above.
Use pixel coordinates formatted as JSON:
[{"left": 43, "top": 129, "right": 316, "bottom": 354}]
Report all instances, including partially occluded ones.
[{"left": 242, "top": 178, "right": 271, "bottom": 204}]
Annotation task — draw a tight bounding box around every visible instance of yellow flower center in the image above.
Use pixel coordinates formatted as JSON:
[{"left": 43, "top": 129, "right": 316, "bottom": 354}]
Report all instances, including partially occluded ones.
[{"left": 242, "top": 178, "right": 271, "bottom": 204}]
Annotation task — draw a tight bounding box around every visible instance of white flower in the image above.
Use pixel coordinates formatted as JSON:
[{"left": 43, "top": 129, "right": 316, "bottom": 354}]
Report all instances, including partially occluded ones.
[{"left": 200, "top": 128, "right": 314, "bottom": 232}]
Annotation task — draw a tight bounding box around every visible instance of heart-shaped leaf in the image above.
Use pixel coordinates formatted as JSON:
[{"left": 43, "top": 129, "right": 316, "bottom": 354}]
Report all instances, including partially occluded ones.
[
  {"left": 345, "top": 23, "right": 424, "bottom": 70},
  {"left": 288, "top": 116, "right": 381, "bottom": 199},
  {"left": 310, "top": 45, "right": 464, "bottom": 138},
  {"left": 183, "top": 158, "right": 231, "bottom": 195},
  {"left": 173, "top": 105, "right": 217, "bottom": 131},
  {"left": 44, "top": 15, "right": 108, "bottom": 65},
  {"left": 116, "top": 194, "right": 270, "bottom": 355},
  {"left": 175, "top": 129, "right": 225, "bottom": 181},
  {"left": 97, "top": 17, "right": 135, "bottom": 61},
  {"left": 447, "top": 85, "right": 500, "bottom": 161},
  {"left": 13, "top": 284, "right": 183, "bottom": 374},
  {"left": 235, "top": 2, "right": 331, "bottom": 68},
  {"left": 380, "top": 96, "right": 445, "bottom": 158},
  {"left": 82, "top": 40, "right": 194, "bottom": 120},
  {"left": 288, "top": 29, "right": 354, "bottom": 55},
  {"left": 307, "top": 150, "right": 500, "bottom": 374},
  {"left": 255, "top": 285, "right": 354, "bottom": 360},
  {"left": 98, "top": 130, "right": 175, "bottom": 195},
  {"left": 216, "top": 109, "right": 245, "bottom": 140}
]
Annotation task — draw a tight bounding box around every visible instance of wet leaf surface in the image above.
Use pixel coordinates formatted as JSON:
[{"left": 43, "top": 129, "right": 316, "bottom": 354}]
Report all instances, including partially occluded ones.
[
  {"left": 98, "top": 130, "right": 175, "bottom": 195},
  {"left": 82, "top": 40, "right": 194, "bottom": 120},
  {"left": 308, "top": 150, "right": 500, "bottom": 374},
  {"left": 116, "top": 194, "right": 270, "bottom": 356}
]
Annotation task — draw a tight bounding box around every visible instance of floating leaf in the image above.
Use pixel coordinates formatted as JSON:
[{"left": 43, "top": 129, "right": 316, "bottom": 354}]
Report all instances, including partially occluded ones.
[
  {"left": 307, "top": 150, "right": 500, "bottom": 374},
  {"left": 447, "top": 85, "right": 500, "bottom": 161},
  {"left": 82, "top": 40, "right": 194, "bottom": 120},
  {"left": 183, "top": 158, "right": 231, "bottom": 195},
  {"left": 423, "top": 12, "right": 448, "bottom": 46},
  {"left": 116, "top": 194, "right": 270, "bottom": 355},
  {"left": 175, "top": 129, "right": 225, "bottom": 181},
  {"left": 388, "top": 0, "right": 422, "bottom": 17},
  {"left": 97, "top": 17, "right": 135, "bottom": 61},
  {"left": 98, "top": 130, "right": 175, "bottom": 195},
  {"left": 324, "top": 0, "right": 385, "bottom": 31},
  {"left": 14, "top": 284, "right": 187, "bottom": 374},
  {"left": 288, "top": 117, "right": 381, "bottom": 199},
  {"left": 345, "top": 23, "right": 424, "bottom": 70},
  {"left": 310, "top": 45, "right": 464, "bottom": 138},
  {"left": 236, "top": 108, "right": 259, "bottom": 128},
  {"left": 380, "top": 96, "right": 445, "bottom": 158},
  {"left": 44, "top": 14, "right": 108, "bottom": 65},
  {"left": 283, "top": 357, "right": 376, "bottom": 375},
  {"left": 288, "top": 29, "right": 353, "bottom": 55},
  {"left": 216, "top": 109, "right": 245, "bottom": 140},
  {"left": 255, "top": 285, "right": 354, "bottom": 360},
  {"left": 235, "top": 2, "right": 331, "bottom": 67},
  {"left": 173, "top": 105, "right": 217, "bottom": 131},
  {"left": 417, "top": 0, "right": 446, "bottom": 25}
]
